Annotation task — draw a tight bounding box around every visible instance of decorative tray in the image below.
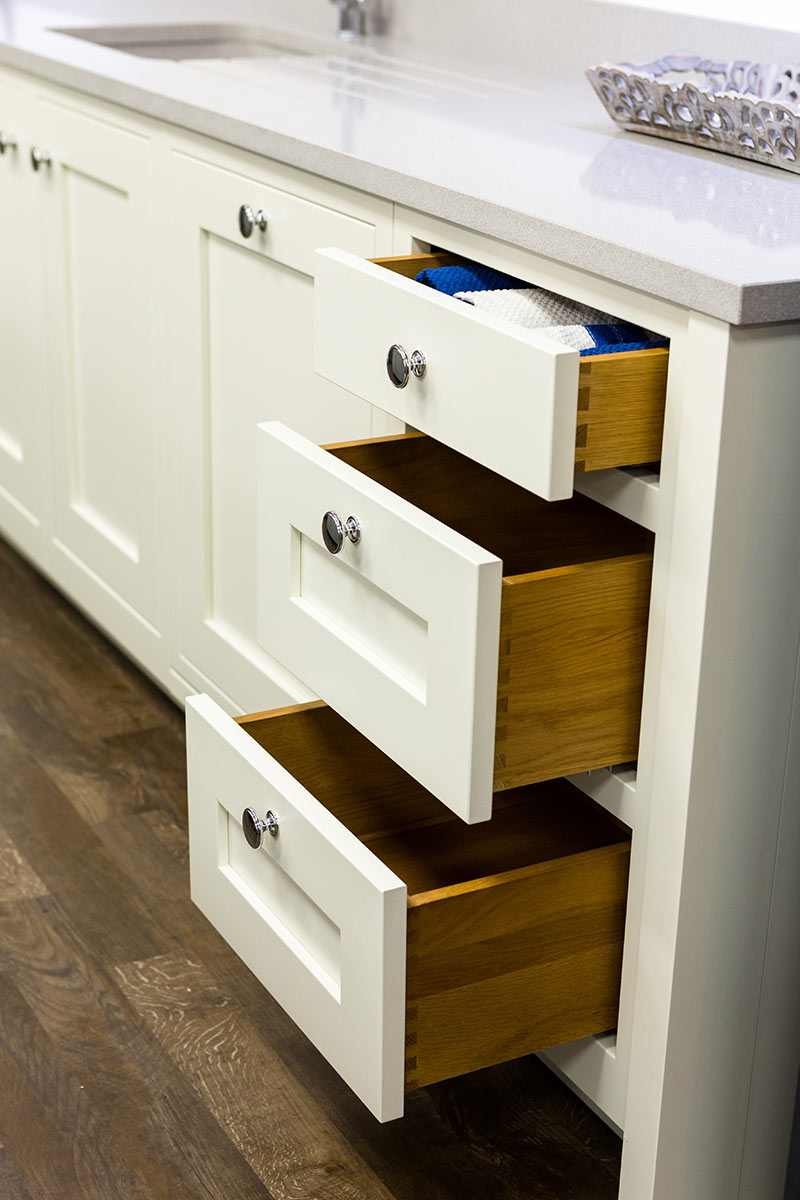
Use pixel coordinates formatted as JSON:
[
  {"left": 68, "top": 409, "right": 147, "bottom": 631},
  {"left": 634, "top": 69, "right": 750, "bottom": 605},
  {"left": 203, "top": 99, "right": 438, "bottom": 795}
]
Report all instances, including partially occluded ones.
[{"left": 586, "top": 53, "right": 800, "bottom": 174}]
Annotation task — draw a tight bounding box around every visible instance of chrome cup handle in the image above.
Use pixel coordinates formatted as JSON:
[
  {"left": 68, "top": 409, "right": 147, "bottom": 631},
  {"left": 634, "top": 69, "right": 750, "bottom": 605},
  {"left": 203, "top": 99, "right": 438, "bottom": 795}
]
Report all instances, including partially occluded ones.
[
  {"left": 239, "top": 203, "right": 268, "bottom": 238},
  {"left": 242, "top": 807, "right": 279, "bottom": 849},
  {"left": 30, "top": 146, "right": 52, "bottom": 171},
  {"left": 386, "top": 344, "right": 426, "bottom": 388},
  {"left": 321, "top": 511, "right": 361, "bottom": 555}
]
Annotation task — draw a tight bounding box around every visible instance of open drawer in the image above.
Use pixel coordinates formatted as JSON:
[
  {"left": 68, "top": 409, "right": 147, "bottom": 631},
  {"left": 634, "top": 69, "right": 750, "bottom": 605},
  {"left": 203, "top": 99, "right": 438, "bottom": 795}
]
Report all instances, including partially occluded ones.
[
  {"left": 313, "top": 249, "right": 668, "bottom": 501},
  {"left": 257, "top": 423, "right": 654, "bottom": 823},
  {"left": 186, "top": 696, "right": 631, "bottom": 1122}
]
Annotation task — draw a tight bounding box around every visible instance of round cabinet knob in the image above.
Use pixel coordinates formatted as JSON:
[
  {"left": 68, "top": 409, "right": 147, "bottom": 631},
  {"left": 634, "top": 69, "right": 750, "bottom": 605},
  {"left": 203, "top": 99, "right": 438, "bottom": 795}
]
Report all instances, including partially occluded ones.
[
  {"left": 30, "top": 147, "right": 52, "bottom": 171},
  {"left": 386, "top": 344, "right": 426, "bottom": 389},
  {"left": 239, "top": 203, "right": 268, "bottom": 238},
  {"left": 322, "top": 511, "right": 361, "bottom": 555},
  {"left": 242, "top": 807, "right": 279, "bottom": 849},
  {"left": 0, "top": 132, "right": 18, "bottom": 154}
]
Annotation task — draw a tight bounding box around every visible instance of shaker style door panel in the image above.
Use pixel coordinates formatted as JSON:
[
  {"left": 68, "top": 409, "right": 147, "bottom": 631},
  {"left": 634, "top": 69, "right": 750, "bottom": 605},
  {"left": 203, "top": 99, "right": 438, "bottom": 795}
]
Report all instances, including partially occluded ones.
[
  {"left": 169, "top": 148, "right": 394, "bottom": 712},
  {"left": 41, "top": 98, "right": 164, "bottom": 667}
]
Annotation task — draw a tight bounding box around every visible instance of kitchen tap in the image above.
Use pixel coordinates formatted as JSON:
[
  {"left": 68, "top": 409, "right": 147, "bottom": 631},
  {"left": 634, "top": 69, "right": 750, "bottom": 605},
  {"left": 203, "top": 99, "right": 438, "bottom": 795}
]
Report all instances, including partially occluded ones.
[{"left": 330, "top": 0, "right": 366, "bottom": 39}]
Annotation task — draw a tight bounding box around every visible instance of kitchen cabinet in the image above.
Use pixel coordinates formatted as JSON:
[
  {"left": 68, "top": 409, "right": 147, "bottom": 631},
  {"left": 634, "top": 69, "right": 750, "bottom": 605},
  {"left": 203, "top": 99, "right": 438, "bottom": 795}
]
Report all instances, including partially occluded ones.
[
  {"left": 0, "top": 76, "right": 51, "bottom": 563},
  {"left": 41, "top": 95, "right": 165, "bottom": 675},
  {"left": 218, "top": 210, "right": 676, "bottom": 1125},
  {"left": 187, "top": 200, "right": 800, "bottom": 1200},
  {"left": 0, "top": 42, "right": 798, "bottom": 1200},
  {"left": 0, "top": 65, "right": 397, "bottom": 700},
  {"left": 0, "top": 73, "right": 166, "bottom": 676},
  {"left": 165, "top": 139, "right": 396, "bottom": 712}
]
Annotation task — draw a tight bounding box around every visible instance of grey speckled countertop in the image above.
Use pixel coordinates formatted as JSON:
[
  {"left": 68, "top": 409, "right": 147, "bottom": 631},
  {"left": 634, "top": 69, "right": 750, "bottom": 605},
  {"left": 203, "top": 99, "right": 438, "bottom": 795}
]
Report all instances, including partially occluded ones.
[{"left": 2, "top": 0, "right": 800, "bottom": 325}]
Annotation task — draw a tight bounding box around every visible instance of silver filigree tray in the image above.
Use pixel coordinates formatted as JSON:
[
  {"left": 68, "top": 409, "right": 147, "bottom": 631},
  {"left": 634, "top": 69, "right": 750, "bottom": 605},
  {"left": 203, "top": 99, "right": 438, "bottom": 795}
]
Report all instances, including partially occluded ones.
[{"left": 586, "top": 53, "right": 800, "bottom": 173}]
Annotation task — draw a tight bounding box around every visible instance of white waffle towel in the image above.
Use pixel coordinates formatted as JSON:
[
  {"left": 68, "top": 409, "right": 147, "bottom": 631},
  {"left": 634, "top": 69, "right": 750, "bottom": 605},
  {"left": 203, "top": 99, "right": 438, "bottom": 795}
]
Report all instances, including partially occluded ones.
[
  {"left": 535, "top": 324, "right": 598, "bottom": 351},
  {"left": 454, "top": 286, "right": 615, "bottom": 330}
]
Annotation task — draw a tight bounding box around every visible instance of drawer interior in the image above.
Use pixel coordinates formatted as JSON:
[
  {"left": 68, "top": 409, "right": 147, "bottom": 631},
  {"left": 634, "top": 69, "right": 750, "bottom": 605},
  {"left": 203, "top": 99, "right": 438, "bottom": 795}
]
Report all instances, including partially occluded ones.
[
  {"left": 238, "top": 701, "right": 628, "bottom": 897},
  {"left": 325, "top": 432, "right": 654, "bottom": 576},
  {"left": 372, "top": 249, "right": 667, "bottom": 351},
  {"left": 238, "top": 701, "right": 631, "bottom": 1088}
]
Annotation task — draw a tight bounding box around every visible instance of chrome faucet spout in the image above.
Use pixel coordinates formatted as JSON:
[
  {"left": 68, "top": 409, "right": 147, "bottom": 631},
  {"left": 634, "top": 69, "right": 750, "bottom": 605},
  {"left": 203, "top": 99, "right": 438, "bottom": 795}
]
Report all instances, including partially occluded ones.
[{"left": 329, "top": 0, "right": 366, "bottom": 39}]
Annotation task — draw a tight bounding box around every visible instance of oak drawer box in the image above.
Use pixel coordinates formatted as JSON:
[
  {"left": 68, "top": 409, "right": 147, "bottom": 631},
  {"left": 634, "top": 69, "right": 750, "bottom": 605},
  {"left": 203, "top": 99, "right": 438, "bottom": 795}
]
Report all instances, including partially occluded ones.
[
  {"left": 257, "top": 423, "right": 654, "bottom": 823},
  {"left": 313, "top": 249, "right": 668, "bottom": 501},
  {"left": 186, "top": 696, "right": 631, "bottom": 1122}
]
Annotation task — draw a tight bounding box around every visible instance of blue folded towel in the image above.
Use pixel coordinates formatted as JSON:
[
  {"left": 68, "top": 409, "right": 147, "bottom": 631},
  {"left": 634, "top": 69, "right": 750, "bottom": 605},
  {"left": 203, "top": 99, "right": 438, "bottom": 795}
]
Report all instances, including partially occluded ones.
[
  {"left": 415, "top": 262, "right": 529, "bottom": 296},
  {"left": 581, "top": 323, "right": 669, "bottom": 355}
]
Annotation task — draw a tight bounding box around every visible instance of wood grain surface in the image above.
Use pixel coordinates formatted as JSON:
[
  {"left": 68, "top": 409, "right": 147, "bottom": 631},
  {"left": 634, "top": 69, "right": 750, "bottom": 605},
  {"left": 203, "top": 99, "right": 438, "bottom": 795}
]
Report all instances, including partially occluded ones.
[
  {"left": 575, "top": 347, "right": 668, "bottom": 473},
  {"left": 0, "top": 533, "right": 622, "bottom": 1199},
  {"left": 405, "top": 841, "right": 629, "bottom": 1090},
  {"left": 373, "top": 253, "right": 463, "bottom": 279},
  {"left": 237, "top": 703, "right": 609, "bottom": 864},
  {"left": 494, "top": 552, "right": 653, "bottom": 790}
]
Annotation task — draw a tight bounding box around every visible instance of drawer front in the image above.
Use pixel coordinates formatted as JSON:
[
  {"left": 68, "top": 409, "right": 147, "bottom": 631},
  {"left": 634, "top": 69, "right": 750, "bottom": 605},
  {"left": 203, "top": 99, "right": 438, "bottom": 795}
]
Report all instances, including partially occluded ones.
[
  {"left": 185, "top": 694, "right": 407, "bottom": 1121},
  {"left": 172, "top": 155, "right": 383, "bottom": 279},
  {"left": 257, "top": 422, "right": 503, "bottom": 824},
  {"left": 313, "top": 248, "right": 582, "bottom": 500}
]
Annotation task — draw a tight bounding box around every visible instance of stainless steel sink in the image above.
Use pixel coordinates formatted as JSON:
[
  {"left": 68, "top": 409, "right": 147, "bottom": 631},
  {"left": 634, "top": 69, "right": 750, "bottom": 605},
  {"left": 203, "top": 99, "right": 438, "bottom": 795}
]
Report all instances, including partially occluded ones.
[{"left": 50, "top": 23, "right": 329, "bottom": 61}]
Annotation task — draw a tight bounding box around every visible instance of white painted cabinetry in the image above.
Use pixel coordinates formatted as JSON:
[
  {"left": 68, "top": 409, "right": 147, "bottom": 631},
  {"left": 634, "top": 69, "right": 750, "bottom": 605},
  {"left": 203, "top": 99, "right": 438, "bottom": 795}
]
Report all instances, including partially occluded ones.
[
  {"left": 0, "top": 65, "right": 397, "bottom": 699},
  {"left": 0, "top": 72, "right": 166, "bottom": 676},
  {"left": 164, "top": 140, "right": 396, "bottom": 712},
  {"left": 0, "top": 76, "right": 51, "bottom": 563},
  {"left": 41, "top": 97, "right": 165, "bottom": 675},
  {"left": 1, "top": 56, "right": 798, "bottom": 1200}
]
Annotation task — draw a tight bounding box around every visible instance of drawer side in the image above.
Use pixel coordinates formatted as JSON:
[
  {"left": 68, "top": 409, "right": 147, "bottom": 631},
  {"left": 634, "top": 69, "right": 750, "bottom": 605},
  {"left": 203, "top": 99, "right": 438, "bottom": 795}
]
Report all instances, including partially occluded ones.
[
  {"left": 405, "top": 840, "right": 630, "bottom": 1090},
  {"left": 576, "top": 348, "right": 668, "bottom": 473},
  {"left": 494, "top": 553, "right": 653, "bottom": 790}
]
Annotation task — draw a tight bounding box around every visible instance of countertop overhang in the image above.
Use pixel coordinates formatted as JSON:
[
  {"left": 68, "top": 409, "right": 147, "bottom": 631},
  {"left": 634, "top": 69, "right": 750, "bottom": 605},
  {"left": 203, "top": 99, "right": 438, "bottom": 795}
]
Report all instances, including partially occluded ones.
[{"left": 2, "top": 0, "right": 800, "bottom": 325}]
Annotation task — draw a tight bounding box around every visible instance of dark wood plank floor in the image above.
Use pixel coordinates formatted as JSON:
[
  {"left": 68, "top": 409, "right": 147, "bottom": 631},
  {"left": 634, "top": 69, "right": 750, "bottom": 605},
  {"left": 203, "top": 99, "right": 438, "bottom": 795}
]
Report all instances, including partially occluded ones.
[{"left": 0, "top": 534, "right": 622, "bottom": 1200}]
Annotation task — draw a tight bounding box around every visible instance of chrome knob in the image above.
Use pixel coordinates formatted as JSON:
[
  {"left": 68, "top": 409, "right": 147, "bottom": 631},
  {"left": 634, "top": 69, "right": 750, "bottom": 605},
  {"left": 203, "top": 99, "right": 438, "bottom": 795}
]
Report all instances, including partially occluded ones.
[
  {"left": 30, "top": 147, "right": 52, "bottom": 171},
  {"left": 242, "top": 807, "right": 279, "bottom": 849},
  {"left": 239, "top": 203, "right": 268, "bottom": 238},
  {"left": 386, "top": 344, "right": 426, "bottom": 389},
  {"left": 322, "top": 511, "right": 361, "bottom": 554},
  {"left": 0, "top": 132, "right": 18, "bottom": 154}
]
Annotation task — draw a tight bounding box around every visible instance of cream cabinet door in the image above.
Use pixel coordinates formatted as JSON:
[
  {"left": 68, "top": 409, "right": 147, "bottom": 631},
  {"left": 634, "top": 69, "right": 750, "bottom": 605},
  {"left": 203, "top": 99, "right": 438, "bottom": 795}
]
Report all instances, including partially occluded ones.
[
  {"left": 0, "top": 78, "right": 51, "bottom": 563},
  {"left": 167, "top": 147, "right": 394, "bottom": 713},
  {"left": 39, "top": 96, "right": 165, "bottom": 674}
]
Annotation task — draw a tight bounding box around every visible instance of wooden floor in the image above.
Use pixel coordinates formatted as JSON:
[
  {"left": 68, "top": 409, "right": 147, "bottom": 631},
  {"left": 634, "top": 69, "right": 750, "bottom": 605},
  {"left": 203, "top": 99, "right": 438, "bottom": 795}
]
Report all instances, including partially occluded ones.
[{"left": 0, "top": 535, "right": 622, "bottom": 1200}]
